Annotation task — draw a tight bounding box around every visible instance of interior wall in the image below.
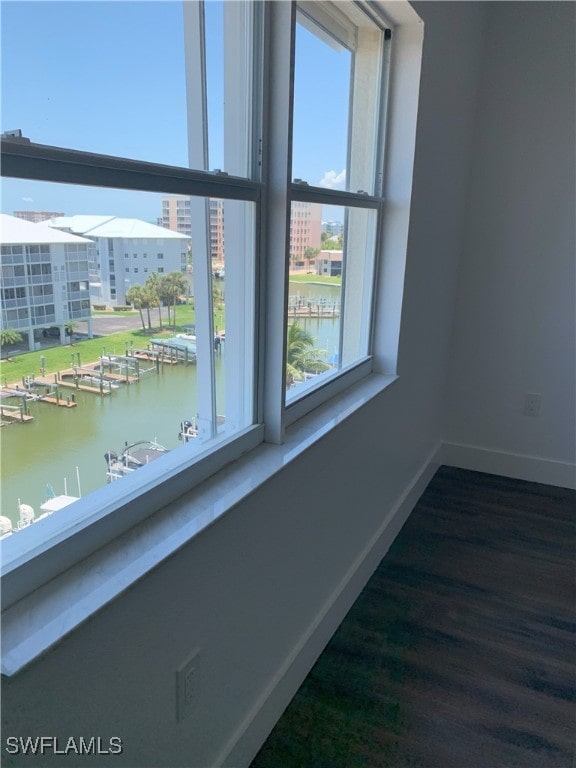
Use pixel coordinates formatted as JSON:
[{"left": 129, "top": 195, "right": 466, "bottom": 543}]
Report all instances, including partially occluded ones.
[
  {"left": 1, "top": 5, "right": 489, "bottom": 768},
  {"left": 444, "top": 2, "right": 576, "bottom": 487}
]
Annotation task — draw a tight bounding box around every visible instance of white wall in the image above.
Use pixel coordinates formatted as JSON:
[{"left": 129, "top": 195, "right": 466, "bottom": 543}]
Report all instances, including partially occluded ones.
[
  {"left": 6, "top": 4, "right": 557, "bottom": 767},
  {"left": 443, "top": 2, "right": 576, "bottom": 487}
]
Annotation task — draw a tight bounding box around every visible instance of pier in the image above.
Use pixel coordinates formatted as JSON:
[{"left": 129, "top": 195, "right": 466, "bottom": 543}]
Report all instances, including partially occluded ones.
[
  {"left": 34, "top": 373, "right": 112, "bottom": 396},
  {"left": 0, "top": 403, "right": 34, "bottom": 424},
  {"left": 287, "top": 296, "right": 340, "bottom": 318}
]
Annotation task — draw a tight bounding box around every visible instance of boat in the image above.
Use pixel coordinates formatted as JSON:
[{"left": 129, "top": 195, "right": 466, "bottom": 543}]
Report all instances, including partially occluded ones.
[
  {"left": 178, "top": 419, "right": 199, "bottom": 443},
  {"left": 0, "top": 493, "right": 79, "bottom": 540},
  {"left": 178, "top": 416, "right": 226, "bottom": 443},
  {"left": 105, "top": 439, "right": 169, "bottom": 482}
]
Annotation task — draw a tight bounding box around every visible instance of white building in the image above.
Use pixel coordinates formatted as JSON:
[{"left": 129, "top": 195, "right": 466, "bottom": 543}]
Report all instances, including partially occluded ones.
[
  {"left": 316, "top": 249, "right": 343, "bottom": 277},
  {"left": 0, "top": 214, "right": 93, "bottom": 351},
  {"left": 49, "top": 215, "right": 190, "bottom": 306}
]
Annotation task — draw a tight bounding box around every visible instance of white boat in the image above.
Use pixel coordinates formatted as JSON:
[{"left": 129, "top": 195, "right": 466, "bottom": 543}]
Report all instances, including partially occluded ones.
[
  {"left": 105, "top": 440, "right": 169, "bottom": 482},
  {"left": 0, "top": 493, "right": 79, "bottom": 540}
]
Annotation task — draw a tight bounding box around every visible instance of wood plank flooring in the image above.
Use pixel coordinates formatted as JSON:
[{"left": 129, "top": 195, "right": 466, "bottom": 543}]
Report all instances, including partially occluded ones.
[{"left": 250, "top": 466, "right": 576, "bottom": 768}]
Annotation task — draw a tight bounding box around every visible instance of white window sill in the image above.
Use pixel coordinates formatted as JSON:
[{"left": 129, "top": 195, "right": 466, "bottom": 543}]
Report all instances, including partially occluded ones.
[{"left": 1, "top": 372, "right": 397, "bottom": 676}]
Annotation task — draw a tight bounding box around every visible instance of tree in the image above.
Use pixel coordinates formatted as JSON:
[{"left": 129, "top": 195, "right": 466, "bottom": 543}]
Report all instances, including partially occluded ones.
[
  {"left": 126, "top": 285, "right": 147, "bottom": 331},
  {"left": 141, "top": 285, "right": 157, "bottom": 331},
  {"left": 286, "top": 322, "right": 331, "bottom": 386},
  {"left": 320, "top": 237, "right": 343, "bottom": 251},
  {"left": 0, "top": 328, "right": 23, "bottom": 347},
  {"left": 145, "top": 273, "right": 163, "bottom": 329},
  {"left": 163, "top": 272, "right": 188, "bottom": 327},
  {"left": 159, "top": 275, "right": 175, "bottom": 326},
  {"left": 64, "top": 320, "right": 78, "bottom": 345}
]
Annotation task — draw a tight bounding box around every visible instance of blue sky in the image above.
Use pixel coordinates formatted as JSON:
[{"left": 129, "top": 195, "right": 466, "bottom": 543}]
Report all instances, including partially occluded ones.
[{"left": 1, "top": 1, "right": 350, "bottom": 222}]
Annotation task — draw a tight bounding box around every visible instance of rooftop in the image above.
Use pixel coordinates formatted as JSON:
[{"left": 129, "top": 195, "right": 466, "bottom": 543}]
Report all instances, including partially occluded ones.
[
  {"left": 0, "top": 213, "right": 92, "bottom": 245},
  {"left": 50, "top": 215, "right": 190, "bottom": 241}
]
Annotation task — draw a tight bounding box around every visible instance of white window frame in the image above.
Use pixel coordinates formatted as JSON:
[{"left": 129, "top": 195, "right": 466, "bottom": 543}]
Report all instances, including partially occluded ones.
[{"left": 0, "top": 0, "right": 424, "bottom": 671}]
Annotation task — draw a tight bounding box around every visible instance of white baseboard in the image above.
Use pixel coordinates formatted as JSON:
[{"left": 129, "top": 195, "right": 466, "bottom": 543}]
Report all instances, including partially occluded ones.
[
  {"left": 441, "top": 441, "right": 576, "bottom": 490},
  {"left": 217, "top": 442, "right": 443, "bottom": 768}
]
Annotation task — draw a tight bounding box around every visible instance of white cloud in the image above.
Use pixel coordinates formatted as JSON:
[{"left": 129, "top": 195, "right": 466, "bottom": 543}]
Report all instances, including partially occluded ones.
[
  {"left": 22, "top": 196, "right": 34, "bottom": 203},
  {"left": 318, "top": 169, "right": 346, "bottom": 190}
]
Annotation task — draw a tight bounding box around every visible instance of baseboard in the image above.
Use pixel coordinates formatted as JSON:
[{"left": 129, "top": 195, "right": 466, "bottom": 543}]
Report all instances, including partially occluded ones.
[
  {"left": 441, "top": 442, "right": 576, "bottom": 490},
  {"left": 216, "top": 441, "right": 443, "bottom": 768}
]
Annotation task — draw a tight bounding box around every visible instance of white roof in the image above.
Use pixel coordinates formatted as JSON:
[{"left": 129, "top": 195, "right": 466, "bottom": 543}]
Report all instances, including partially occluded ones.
[
  {"left": 50, "top": 215, "right": 189, "bottom": 241},
  {"left": 49, "top": 215, "right": 116, "bottom": 233},
  {"left": 0, "top": 214, "right": 92, "bottom": 245}
]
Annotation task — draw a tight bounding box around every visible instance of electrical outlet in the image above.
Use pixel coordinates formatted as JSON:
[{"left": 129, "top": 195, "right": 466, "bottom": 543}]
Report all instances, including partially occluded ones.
[
  {"left": 176, "top": 648, "right": 200, "bottom": 722},
  {"left": 523, "top": 392, "right": 541, "bottom": 417}
]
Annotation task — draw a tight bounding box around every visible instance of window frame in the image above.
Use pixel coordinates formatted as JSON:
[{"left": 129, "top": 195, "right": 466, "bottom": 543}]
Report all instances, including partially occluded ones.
[
  {"left": 282, "top": 1, "right": 391, "bottom": 421},
  {"left": 0, "top": 0, "right": 423, "bottom": 618}
]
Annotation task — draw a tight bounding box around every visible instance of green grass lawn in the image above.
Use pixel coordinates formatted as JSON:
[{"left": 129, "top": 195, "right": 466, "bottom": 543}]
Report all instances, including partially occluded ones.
[
  {"left": 2, "top": 330, "right": 164, "bottom": 387},
  {"left": 1, "top": 301, "right": 225, "bottom": 387},
  {"left": 289, "top": 274, "right": 342, "bottom": 285}
]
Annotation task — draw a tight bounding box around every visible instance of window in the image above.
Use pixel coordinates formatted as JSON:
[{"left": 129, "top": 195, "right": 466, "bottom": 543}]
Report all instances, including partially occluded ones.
[{"left": 0, "top": 0, "right": 422, "bottom": 618}]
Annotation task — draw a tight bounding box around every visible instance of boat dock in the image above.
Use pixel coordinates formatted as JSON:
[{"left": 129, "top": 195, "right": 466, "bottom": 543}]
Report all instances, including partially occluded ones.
[
  {"left": 33, "top": 374, "right": 111, "bottom": 396},
  {"left": 0, "top": 403, "right": 34, "bottom": 424}
]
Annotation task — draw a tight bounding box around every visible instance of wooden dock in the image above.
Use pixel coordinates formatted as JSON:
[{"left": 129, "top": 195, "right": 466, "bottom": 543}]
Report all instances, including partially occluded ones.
[
  {"left": 60, "top": 366, "right": 139, "bottom": 384},
  {"left": 0, "top": 404, "right": 34, "bottom": 423},
  {"left": 38, "top": 395, "right": 77, "bottom": 408},
  {"left": 33, "top": 375, "right": 110, "bottom": 396}
]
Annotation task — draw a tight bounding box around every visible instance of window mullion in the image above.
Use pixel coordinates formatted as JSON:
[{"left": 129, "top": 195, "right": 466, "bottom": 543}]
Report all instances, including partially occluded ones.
[
  {"left": 185, "top": 0, "right": 216, "bottom": 440},
  {"left": 261, "top": 0, "right": 297, "bottom": 444}
]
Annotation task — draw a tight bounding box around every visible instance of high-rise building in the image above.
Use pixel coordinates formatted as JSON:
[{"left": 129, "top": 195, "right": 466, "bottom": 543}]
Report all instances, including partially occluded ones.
[
  {"left": 289, "top": 201, "right": 322, "bottom": 266},
  {"left": 160, "top": 196, "right": 225, "bottom": 264}
]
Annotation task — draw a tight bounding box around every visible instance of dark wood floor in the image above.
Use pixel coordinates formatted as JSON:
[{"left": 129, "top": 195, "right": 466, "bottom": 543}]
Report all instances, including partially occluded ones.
[{"left": 250, "top": 466, "right": 576, "bottom": 768}]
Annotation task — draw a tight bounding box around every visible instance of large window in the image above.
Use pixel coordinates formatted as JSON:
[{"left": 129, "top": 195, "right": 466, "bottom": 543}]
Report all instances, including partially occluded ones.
[{"left": 0, "top": 0, "right": 398, "bottom": 600}]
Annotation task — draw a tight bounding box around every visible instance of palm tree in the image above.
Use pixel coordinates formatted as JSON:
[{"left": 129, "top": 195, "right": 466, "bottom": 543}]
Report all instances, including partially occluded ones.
[
  {"left": 0, "top": 328, "right": 23, "bottom": 347},
  {"left": 159, "top": 275, "right": 175, "bottom": 326},
  {"left": 126, "top": 285, "right": 147, "bottom": 331},
  {"left": 286, "top": 322, "right": 330, "bottom": 385},
  {"left": 145, "top": 273, "right": 163, "bottom": 329},
  {"left": 163, "top": 272, "right": 188, "bottom": 328},
  {"left": 141, "top": 285, "right": 157, "bottom": 331}
]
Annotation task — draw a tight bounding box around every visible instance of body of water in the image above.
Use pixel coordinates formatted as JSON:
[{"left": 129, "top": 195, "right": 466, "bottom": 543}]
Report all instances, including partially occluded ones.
[{"left": 2, "top": 283, "right": 341, "bottom": 525}]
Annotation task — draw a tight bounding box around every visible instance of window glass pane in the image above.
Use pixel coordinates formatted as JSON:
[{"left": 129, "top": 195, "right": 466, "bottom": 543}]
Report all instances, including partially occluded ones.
[
  {"left": 184, "top": 0, "right": 258, "bottom": 177},
  {"left": 0, "top": 181, "right": 255, "bottom": 545},
  {"left": 293, "top": 3, "right": 383, "bottom": 194},
  {"left": 1, "top": 1, "right": 259, "bottom": 177},
  {"left": 286, "top": 202, "right": 377, "bottom": 401},
  {"left": 1, "top": 1, "right": 188, "bottom": 166}
]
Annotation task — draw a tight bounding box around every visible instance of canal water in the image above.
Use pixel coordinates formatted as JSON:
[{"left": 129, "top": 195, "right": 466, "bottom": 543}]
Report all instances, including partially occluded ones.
[
  {"left": 0, "top": 361, "right": 214, "bottom": 524},
  {"left": 1, "top": 284, "right": 341, "bottom": 525}
]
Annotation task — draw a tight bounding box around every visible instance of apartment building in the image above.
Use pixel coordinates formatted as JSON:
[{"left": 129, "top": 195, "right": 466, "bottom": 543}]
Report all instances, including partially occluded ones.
[
  {"left": 289, "top": 200, "right": 322, "bottom": 266},
  {"left": 49, "top": 215, "right": 189, "bottom": 306},
  {"left": 161, "top": 196, "right": 321, "bottom": 269},
  {"left": 322, "top": 220, "right": 344, "bottom": 237},
  {"left": 0, "top": 213, "right": 92, "bottom": 350},
  {"left": 316, "top": 249, "right": 343, "bottom": 277},
  {"left": 160, "top": 195, "right": 224, "bottom": 263}
]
